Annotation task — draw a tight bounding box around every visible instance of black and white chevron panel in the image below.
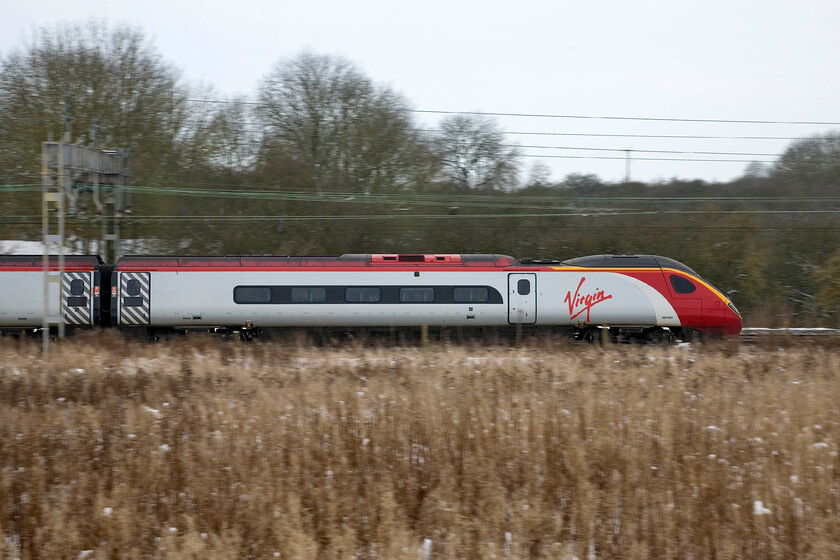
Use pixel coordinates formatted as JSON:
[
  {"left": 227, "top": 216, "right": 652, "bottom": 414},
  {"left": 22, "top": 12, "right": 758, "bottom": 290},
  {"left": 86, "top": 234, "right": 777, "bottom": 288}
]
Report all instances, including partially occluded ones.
[
  {"left": 62, "top": 272, "right": 92, "bottom": 325},
  {"left": 119, "top": 272, "right": 151, "bottom": 325}
]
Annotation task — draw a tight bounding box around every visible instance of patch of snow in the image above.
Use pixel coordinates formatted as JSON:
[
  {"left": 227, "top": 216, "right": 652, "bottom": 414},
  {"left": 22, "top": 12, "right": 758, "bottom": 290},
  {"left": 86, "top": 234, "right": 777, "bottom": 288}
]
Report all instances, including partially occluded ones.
[
  {"left": 143, "top": 406, "right": 162, "bottom": 418},
  {"left": 420, "top": 538, "right": 433, "bottom": 560},
  {"left": 1, "top": 240, "right": 58, "bottom": 254},
  {"left": 753, "top": 501, "right": 772, "bottom": 515},
  {"left": 1, "top": 237, "right": 191, "bottom": 256}
]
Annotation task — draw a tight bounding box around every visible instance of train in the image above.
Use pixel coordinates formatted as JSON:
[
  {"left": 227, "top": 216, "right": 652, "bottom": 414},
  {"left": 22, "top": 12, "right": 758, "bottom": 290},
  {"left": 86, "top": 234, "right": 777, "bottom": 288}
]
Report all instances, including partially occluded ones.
[{"left": 0, "top": 252, "right": 742, "bottom": 342}]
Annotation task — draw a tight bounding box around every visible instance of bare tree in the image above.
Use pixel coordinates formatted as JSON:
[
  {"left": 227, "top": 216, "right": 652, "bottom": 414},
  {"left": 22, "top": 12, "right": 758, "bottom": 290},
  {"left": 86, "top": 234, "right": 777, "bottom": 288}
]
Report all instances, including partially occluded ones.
[
  {"left": 201, "top": 96, "right": 259, "bottom": 177},
  {"left": 0, "top": 21, "right": 195, "bottom": 185},
  {"left": 773, "top": 132, "right": 840, "bottom": 192},
  {"left": 524, "top": 161, "right": 553, "bottom": 188},
  {"left": 437, "top": 114, "right": 520, "bottom": 191},
  {"left": 256, "top": 52, "right": 434, "bottom": 195}
]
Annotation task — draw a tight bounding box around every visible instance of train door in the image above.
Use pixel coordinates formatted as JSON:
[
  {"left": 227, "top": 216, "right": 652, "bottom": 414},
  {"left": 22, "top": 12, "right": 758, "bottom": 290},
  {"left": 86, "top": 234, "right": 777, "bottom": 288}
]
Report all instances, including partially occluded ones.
[
  {"left": 508, "top": 273, "right": 536, "bottom": 324},
  {"left": 117, "top": 272, "right": 151, "bottom": 326},
  {"left": 61, "top": 272, "right": 94, "bottom": 326}
]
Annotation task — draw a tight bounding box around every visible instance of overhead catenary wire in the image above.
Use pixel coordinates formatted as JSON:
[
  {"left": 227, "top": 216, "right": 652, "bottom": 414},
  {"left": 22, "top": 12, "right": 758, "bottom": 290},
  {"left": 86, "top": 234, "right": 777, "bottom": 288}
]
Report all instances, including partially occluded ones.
[
  {"left": 180, "top": 116, "right": 835, "bottom": 141},
  {"left": 174, "top": 99, "right": 840, "bottom": 170},
  {"left": 430, "top": 130, "right": 833, "bottom": 141},
  {"left": 514, "top": 145, "right": 781, "bottom": 157},
  {"left": 185, "top": 98, "right": 840, "bottom": 158},
  {"left": 411, "top": 110, "right": 840, "bottom": 127},
  {"left": 106, "top": 186, "right": 840, "bottom": 207},
  {"left": 522, "top": 155, "right": 778, "bottom": 163},
  {"left": 176, "top": 119, "right": 814, "bottom": 160},
  {"left": 5, "top": 184, "right": 840, "bottom": 206},
  {"left": 185, "top": 98, "right": 840, "bottom": 127},
  {"left": 5, "top": 216, "right": 840, "bottom": 233},
  {"left": 7, "top": 208, "right": 840, "bottom": 223}
]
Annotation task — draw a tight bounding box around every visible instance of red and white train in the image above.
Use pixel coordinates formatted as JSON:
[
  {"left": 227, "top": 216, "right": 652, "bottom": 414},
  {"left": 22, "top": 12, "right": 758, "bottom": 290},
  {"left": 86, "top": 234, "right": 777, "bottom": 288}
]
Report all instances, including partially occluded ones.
[{"left": 0, "top": 253, "right": 742, "bottom": 342}]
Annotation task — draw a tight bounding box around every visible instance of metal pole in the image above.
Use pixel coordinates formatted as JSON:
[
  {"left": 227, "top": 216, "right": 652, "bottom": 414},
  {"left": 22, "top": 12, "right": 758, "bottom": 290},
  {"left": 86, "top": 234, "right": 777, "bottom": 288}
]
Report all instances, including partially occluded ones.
[
  {"left": 65, "top": 94, "right": 73, "bottom": 145},
  {"left": 115, "top": 151, "right": 123, "bottom": 262},
  {"left": 42, "top": 143, "right": 51, "bottom": 354},
  {"left": 59, "top": 134, "right": 67, "bottom": 340},
  {"left": 60, "top": 93, "right": 71, "bottom": 338},
  {"left": 625, "top": 149, "right": 632, "bottom": 182}
]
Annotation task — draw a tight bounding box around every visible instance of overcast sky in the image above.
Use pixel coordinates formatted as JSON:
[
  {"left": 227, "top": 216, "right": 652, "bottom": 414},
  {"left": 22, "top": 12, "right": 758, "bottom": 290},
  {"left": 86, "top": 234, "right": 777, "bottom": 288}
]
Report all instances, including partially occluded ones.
[{"left": 3, "top": 0, "right": 840, "bottom": 184}]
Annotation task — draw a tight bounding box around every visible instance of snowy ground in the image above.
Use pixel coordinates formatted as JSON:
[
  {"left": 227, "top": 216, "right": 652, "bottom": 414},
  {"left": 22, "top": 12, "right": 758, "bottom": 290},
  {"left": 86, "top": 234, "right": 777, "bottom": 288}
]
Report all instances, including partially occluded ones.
[{"left": 0, "top": 240, "right": 53, "bottom": 254}]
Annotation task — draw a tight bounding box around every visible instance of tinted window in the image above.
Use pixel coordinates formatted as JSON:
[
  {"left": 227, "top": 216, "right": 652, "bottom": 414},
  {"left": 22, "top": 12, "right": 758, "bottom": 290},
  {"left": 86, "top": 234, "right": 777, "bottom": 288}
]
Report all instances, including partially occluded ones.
[
  {"left": 517, "top": 279, "right": 531, "bottom": 296},
  {"left": 291, "top": 287, "right": 326, "bottom": 303},
  {"left": 453, "top": 286, "right": 489, "bottom": 303},
  {"left": 124, "top": 297, "right": 144, "bottom": 307},
  {"left": 69, "top": 278, "right": 85, "bottom": 296},
  {"left": 234, "top": 286, "right": 272, "bottom": 304},
  {"left": 399, "top": 287, "right": 435, "bottom": 303},
  {"left": 126, "top": 279, "right": 142, "bottom": 296},
  {"left": 345, "top": 287, "right": 381, "bottom": 303},
  {"left": 670, "top": 275, "right": 696, "bottom": 294}
]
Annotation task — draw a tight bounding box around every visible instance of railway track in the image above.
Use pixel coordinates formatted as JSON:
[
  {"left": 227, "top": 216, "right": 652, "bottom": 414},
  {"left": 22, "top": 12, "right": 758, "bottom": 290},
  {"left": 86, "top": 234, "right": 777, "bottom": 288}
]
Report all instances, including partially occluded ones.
[{"left": 739, "top": 327, "right": 840, "bottom": 344}]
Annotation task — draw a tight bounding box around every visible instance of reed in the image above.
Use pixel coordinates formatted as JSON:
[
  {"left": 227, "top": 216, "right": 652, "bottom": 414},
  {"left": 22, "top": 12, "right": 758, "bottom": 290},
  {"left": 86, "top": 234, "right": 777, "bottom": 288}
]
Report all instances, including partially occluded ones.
[{"left": 1, "top": 333, "right": 838, "bottom": 559}]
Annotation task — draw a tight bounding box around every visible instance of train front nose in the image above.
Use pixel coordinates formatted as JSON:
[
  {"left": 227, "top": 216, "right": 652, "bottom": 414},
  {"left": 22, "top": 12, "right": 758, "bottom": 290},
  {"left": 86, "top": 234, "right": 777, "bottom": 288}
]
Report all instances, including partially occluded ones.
[{"left": 725, "top": 301, "right": 743, "bottom": 337}]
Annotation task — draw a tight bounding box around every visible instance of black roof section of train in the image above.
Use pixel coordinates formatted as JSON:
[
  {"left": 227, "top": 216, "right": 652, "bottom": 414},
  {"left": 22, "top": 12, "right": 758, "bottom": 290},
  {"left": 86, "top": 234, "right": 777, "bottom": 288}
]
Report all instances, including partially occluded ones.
[{"left": 559, "top": 254, "right": 698, "bottom": 276}]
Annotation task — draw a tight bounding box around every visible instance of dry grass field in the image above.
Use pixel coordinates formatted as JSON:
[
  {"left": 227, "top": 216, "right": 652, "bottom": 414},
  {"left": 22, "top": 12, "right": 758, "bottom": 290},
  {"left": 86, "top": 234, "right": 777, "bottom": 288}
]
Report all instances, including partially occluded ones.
[{"left": 1, "top": 334, "right": 838, "bottom": 559}]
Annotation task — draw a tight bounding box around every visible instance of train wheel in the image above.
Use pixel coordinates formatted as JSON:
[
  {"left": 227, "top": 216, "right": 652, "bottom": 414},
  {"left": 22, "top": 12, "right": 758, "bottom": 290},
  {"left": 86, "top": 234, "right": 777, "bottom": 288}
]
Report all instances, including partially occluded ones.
[
  {"left": 646, "top": 327, "right": 676, "bottom": 344},
  {"left": 222, "top": 330, "right": 250, "bottom": 342},
  {"left": 152, "top": 330, "right": 176, "bottom": 342},
  {"left": 582, "top": 327, "right": 606, "bottom": 344}
]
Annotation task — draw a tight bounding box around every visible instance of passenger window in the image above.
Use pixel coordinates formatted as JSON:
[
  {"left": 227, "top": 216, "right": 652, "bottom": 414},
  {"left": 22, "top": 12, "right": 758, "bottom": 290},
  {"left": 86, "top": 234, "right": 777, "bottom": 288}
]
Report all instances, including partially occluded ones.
[
  {"left": 517, "top": 279, "right": 531, "bottom": 296},
  {"left": 291, "top": 287, "right": 326, "bottom": 303},
  {"left": 345, "top": 287, "right": 381, "bottom": 303},
  {"left": 234, "top": 286, "right": 272, "bottom": 304},
  {"left": 670, "top": 275, "right": 696, "bottom": 294},
  {"left": 453, "top": 286, "right": 489, "bottom": 303},
  {"left": 399, "top": 287, "right": 435, "bottom": 303}
]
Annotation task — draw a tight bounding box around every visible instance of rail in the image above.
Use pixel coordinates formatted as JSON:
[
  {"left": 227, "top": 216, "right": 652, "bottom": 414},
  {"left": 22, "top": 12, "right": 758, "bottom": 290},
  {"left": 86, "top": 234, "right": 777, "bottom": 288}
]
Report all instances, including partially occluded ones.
[{"left": 739, "top": 327, "right": 840, "bottom": 343}]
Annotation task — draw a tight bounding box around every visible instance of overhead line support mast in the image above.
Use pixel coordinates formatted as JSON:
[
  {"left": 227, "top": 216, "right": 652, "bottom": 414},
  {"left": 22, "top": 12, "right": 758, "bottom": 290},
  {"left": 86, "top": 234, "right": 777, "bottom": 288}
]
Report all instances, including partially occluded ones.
[{"left": 40, "top": 103, "right": 130, "bottom": 352}]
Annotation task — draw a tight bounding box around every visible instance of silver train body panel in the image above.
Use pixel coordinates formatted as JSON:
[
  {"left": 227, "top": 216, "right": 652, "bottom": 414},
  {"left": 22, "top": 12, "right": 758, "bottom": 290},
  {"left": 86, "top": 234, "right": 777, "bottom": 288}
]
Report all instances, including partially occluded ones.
[
  {"left": 112, "top": 269, "right": 679, "bottom": 329},
  {"left": 0, "top": 271, "right": 97, "bottom": 327}
]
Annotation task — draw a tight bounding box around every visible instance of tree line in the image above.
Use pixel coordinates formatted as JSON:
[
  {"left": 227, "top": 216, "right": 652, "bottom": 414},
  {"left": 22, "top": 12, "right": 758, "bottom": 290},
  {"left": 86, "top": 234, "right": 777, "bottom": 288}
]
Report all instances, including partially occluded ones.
[{"left": 1, "top": 22, "right": 839, "bottom": 326}]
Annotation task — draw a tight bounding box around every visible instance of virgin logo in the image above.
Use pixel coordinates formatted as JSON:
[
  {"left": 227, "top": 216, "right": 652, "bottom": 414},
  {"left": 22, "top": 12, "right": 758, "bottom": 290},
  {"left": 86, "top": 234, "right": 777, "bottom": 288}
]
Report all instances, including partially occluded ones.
[{"left": 564, "top": 277, "right": 613, "bottom": 321}]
